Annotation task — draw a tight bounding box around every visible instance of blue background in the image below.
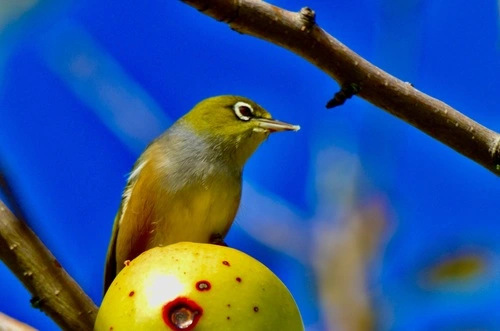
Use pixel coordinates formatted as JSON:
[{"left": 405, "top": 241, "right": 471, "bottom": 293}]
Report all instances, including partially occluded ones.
[{"left": 1, "top": 1, "right": 499, "bottom": 330}]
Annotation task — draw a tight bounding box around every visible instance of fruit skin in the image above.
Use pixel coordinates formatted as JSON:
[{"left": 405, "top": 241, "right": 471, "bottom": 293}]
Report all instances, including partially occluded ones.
[{"left": 95, "top": 242, "right": 304, "bottom": 331}]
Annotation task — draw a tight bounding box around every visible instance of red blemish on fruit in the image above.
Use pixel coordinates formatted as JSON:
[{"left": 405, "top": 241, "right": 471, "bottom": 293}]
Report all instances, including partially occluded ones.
[
  {"left": 162, "top": 297, "right": 203, "bottom": 331},
  {"left": 128, "top": 291, "right": 135, "bottom": 297},
  {"left": 235, "top": 277, "right": 241, "bottom": 283},
  {"left": 253, "top": 306, "right": 259, "bottom": 312},
  {"left": 109, "top": 327, "right": 113, "bottom": 330},
  {"left": 227, "top": 304, "right": 231, "bottom": 308},
  {"left": 53, "top": 260, "right": 61, "bottom": 268},
  {"left": 196, "top": 280, "right": 211, "bottom": 291},
  {"left": 124, "top": 260, "right": 131, "bottom": 267},
  {"left": 222, "top": 261, "right": 230, "bottom": 266}
]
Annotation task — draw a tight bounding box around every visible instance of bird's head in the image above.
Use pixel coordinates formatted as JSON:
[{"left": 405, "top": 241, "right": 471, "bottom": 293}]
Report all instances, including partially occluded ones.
[{"left": 180, "top": 95, "right": 300, "bottom": 167}]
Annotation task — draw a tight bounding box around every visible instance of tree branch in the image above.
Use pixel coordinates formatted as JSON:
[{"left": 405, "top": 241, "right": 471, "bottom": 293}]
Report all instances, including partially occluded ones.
[
  {"left": 0, "top": 171, "right": 30, "bottom": 224},
  {"left": 0, "top": 312, "right": 37, "bottom": 331},
  {"left": 0, "top": 199, "right": 97, "bottom": 330},
  {"left": 181, "top": 0, "right": 500, "bottom": 175}
]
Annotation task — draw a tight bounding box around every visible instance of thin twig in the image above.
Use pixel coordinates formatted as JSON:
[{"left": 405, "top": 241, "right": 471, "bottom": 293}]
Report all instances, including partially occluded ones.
[
  {"left": 181, "top": 0, "right": 500, "bottom": 175},
  {"left": 0, "top": 199, "right": 98, "bottom": 330}
]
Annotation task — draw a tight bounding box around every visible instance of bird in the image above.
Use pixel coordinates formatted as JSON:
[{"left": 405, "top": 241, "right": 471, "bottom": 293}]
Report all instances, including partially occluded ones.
[{"left": 104, "top": 95, "right": 300, "bottom": 292}]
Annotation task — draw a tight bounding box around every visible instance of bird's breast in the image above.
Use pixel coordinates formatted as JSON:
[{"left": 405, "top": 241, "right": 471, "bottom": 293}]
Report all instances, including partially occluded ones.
[{"left": 148, "top": 165, "right": 242, "bottom": 247}]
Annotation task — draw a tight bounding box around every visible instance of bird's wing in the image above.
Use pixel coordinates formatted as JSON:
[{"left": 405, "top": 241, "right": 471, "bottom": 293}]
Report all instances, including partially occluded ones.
[
  {"left": 103, "top": 155, "right": 150, "bottom": 294},
  {"left": 103, "top": 199, "right": 123, "bottom": 293}
]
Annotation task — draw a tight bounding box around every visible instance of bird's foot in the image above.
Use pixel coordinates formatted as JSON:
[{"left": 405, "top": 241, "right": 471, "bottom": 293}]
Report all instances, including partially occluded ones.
[{"left": 209, "top": 233, "right": 228, "bottom": 246}]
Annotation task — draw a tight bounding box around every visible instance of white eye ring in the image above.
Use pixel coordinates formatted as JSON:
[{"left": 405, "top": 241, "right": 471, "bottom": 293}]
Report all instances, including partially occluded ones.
[{"left": 233, "top": 101, "right": 254, "bottom": 121}]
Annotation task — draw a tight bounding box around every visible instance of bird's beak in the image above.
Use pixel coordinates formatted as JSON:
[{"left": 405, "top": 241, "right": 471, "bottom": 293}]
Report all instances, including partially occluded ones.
[{"left": 254, "top": 118, "right": 300, "bottom": 133}]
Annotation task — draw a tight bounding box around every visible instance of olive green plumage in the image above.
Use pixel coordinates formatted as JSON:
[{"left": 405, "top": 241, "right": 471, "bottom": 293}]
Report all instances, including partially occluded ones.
[{"left": 104, "top": 95, "right": 299, "bottom": 292}]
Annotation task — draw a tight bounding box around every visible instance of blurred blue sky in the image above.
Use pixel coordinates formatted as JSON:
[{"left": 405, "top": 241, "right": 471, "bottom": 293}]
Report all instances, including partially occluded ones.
[{"left": 1, "top": 1, "right": 499, "bottom": 330}]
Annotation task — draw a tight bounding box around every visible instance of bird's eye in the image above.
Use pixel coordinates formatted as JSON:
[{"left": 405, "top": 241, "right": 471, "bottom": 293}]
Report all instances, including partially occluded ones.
[{"left": 233, "top": 101, "right": 254, "bottom": 121}]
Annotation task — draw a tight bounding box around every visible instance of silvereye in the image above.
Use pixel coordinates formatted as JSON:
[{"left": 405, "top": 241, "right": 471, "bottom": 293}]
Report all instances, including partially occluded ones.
[{"left": 104, "top": 95, "right": 299, "bottom": 292}]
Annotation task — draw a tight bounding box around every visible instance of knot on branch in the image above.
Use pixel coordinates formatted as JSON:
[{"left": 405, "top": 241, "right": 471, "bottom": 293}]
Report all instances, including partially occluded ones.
[
  {"left": 30, "top": 296, "right": 44, "bottom": 310},
  {"left": 326, "top": 83, "right": 360, "bottom": 109},
  {"left": 489, "top": 136, "right": 500, "bottom": 174},
  {"left": 299, "top": 7, "right": 316, "bottom": 31}
]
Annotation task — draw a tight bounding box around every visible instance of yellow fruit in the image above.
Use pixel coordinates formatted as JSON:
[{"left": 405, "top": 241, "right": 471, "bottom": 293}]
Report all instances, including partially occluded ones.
[{"left": 95, "top": 242, "right": 304, "bottom": 331}]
